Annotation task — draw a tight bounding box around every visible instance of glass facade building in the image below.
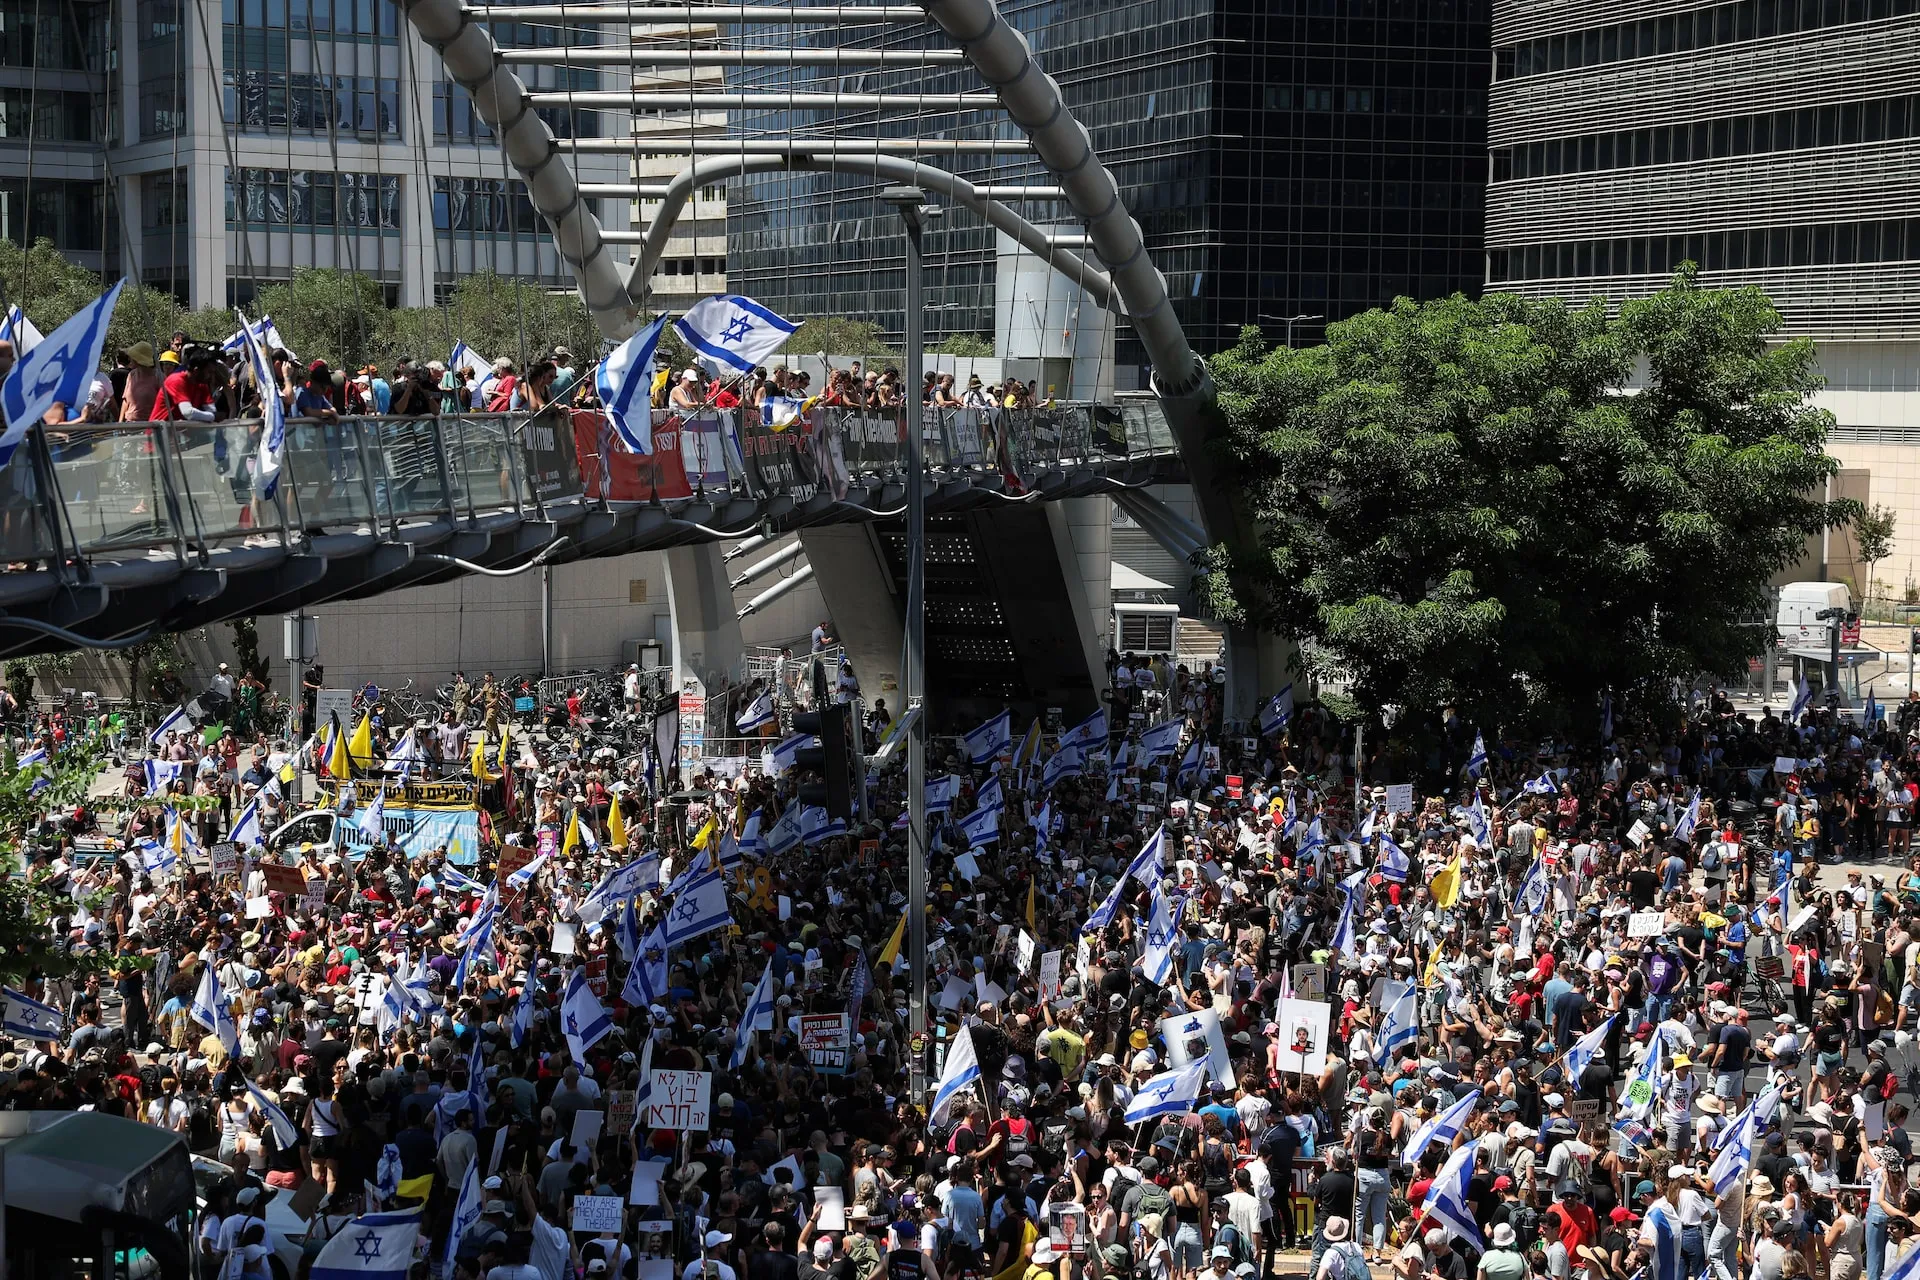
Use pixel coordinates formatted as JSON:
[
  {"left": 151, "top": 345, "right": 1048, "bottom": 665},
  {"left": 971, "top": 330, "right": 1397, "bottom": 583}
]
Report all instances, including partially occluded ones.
[{"left": 725, "top": 0, "right": 1490, "bottom": 379}]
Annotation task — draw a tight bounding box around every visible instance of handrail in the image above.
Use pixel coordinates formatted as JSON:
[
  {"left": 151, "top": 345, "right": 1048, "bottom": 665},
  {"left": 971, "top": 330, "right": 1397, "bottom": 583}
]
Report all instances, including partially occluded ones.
[{"left": 2, "top": 400, "right": 1177, "bottom": 582}]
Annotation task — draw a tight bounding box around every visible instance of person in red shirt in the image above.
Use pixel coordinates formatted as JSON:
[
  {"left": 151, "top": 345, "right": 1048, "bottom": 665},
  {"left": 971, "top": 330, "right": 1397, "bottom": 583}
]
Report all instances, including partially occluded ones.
[
  {"left": 1547, "top": 1187, "right": 1598, "bottom": 1259},
  {"left": 149, "top": 348, "right": 222, "bottom": 421}
]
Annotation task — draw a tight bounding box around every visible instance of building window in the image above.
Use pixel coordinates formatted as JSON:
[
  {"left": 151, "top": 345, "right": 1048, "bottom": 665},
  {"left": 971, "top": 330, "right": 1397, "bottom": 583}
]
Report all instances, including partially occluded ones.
[
  {"left": 224, "top": 70, "right": 403, "bottom": 139},
  {"left": 0, "top": 0, "right": 106, "bottom": 68},
  {"left": 226, "top": 166, "right": 400, "bottom": 227},
  {"left": 1491, "top": 212, "right": 1920, "bottom": 283},
  {"left": 139, "top": 72, "right": 184, "bottom": 138},
  {"left": 0, "top": 87, "right": 98, "bottom": 141},
  {"left": 0, "top": 179, "right": 107, "bottom": 252},
  {"left": 141, "top": 170, "right": 187, "bottom": 229},
  {"left": 431, "top": 175, "right": 540, "bottom": 234}
]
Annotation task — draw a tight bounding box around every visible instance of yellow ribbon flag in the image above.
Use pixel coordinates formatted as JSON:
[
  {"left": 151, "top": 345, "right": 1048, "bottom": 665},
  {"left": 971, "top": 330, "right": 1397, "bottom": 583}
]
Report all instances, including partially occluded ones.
[
  {"left": 497, "top": 729, "right": 511, "bottom": 774},
  {"left": 562, "top": 809, "right": 581, "bottom": 857},
  {"left": 876, "top": 908, "right": 908, "bottom": 967},
  {"left": 347, "top": 713, "right": 373, "bottom": 770},
  {"left": 326, "top": 717, "right": 352, "bottom": 779},
  {"left": 691, "top": 816, "right": 717, "bottom": 851},
  {"left": 1423, "top": 942, "right": 1443, "bottom": 989},
  {"left": 1429, "top": 854, "right": 1463, "bottom": 910},
  {"left": 1025, "top": 880, "right": 1037, "bottom": 933},
  {"left": 470, "top": 734, "right": 493, "bottom": 783},
  {"left": 607, "top": 794, "right": 627, "bottom": 847}
]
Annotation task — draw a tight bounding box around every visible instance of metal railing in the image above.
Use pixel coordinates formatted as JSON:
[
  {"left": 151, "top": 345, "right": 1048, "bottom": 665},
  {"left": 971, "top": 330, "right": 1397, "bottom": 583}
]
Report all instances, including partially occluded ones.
[{"left": 9, "top": 397, "right": 1178, "bottom": 573}]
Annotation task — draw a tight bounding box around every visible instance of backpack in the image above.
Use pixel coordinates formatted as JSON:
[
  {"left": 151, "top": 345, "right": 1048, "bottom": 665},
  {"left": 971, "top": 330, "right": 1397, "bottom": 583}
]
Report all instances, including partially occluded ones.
[
  {"left": 1339, "top": 1243, "right": 1370, "bottom": 1280},
  {"left": 485, "top": 375, "right": 518, "bottom": 413},
  {"left": 1701, "top": 845, "right": 1722, "bottom": 872},
  {"left": 1003, "top": 1117, "right": 1034, "bottom": 1161},
  {"left": 1508, "top": 1204, "right": 1539, "bottom": 1249},
  {"left": 1200, "top": 1138, "right": 1232, "bottom": 1197},
  {"left": 187, "top": 1094, "right": 217, "bottom": 1152},
  {"left": 1132, "top": 1180, "right": 1172, "bottom": 1223},
  {"left": 1038, "top": 1116, "right": 1070, "bottom": 1156}
]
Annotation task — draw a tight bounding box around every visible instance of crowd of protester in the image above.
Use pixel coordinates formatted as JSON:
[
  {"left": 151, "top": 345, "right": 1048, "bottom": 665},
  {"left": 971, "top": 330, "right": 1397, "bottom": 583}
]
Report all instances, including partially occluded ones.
[{"left": 1, "top": 669, "right": 1917, "bottom": 1280}]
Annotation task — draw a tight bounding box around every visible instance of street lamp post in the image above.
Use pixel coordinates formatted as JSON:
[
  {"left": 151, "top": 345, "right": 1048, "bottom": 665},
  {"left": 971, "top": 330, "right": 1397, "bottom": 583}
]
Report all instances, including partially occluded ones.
[
  {"left": 881, "top": 184, "right": 933, "bottom": 1105},
  {"left": 1257, "top": 311, "right": 1325, "bottom": 349}
]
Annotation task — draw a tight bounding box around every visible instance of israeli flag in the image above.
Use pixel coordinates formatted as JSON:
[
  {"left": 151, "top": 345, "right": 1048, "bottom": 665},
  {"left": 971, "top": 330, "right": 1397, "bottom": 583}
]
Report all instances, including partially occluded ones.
[
  {"left": 1139, "top": 718, "right": 1183, "bottom": 762},
  {"left": 234, "top": 309, "right": 288, "bottom": 499},
  {"left": 1707, "top": 1101, "right": 1755, "bottom": 1194},
  {"left": 309, "top": 1210, "right": 421, "bottom": 1280},
  {"left": 229, "top": 797, "right": 265, "bottom": 848},
  {"left": 440, "top": 865, "right": 485, "bottom": 897},
  {"left": 974, "top": 776, "right": 1005, "bottom": 817},
  {"left": 1042, "top": 746, "right": 1084, "bottom": 790},
  {"left": 674, "top": 293, "right": 798, "bottom": 376},
  {"left": 965, "top": 710, "right": 1013, "bottom": 765},
  {"left": 136, "top": 838, "right": 178, "bottom": 879},
  {"left": 584, "top": 855, "right": 658, "bottom": 912},
  {"left": 622, "top": 925, "right": 670, "bottom": 1007},
  {"left": 1466, "top": 731, "right": 1487, "bottom": 777},
  {"left": 1123, "top": 1059, "right": 1209, "bottom": 1124},
  {"left": 739, "top": 809, "right": 765, "bottom": 856},
  {"left": 1141, "top": 883, "right": 1182, "bottom": 987},
  {"left": 377, "top": 972, "right": 409, "bottom": 1037},
  {"left": 1296, "top": 817, "right": 1326, "bottom": 857},
  {"left": 959, "top": 802, "right": 1000, "bottom": 850},
  {"left": 507, "top": 850, "right": 550, "bottom": 892},
  {"left": 736, "top": 691, "right": 776, "bottom": 733},
  {"left": 1175, "top": 739, "right": 1204, "bottom": 785},
  {"left": 596, "top": 313, "right": 671, "bottom": 455},
  {"left": 1420, "top": 1138, "right": 1485, "bottom": 1249},
  {"left": 1516, "top": 854, "right": 1550, "bottom": 916},
  {"left": 1125, "top": 824, "right": 1169, "bottom": 886},
  {"left": 1082, "top": 870, "right": 1133, "bottom": 934},
  {"left": 765, "top": 803, "right": 802, "bottom": 856},
  {"left": 926, "top": 774, "right": 957, "bottom": 815},
  {"left": 762, "top": 395, "right": 810, "bottom": 430},
  {"left": 769, "top": 732, "right": 814, "bottom": 776},
  {"left": 929, "top": 1023, "right": 982, "bottom": 1125},
  {"left": 220, "top": 313, "right": 292, "bottom": 358},
  {"left": 374, "top": 1143, "right": 402, "bottom": 1204},
  {"left": 1465, "top": 793, "right": 1491, "bottom": 846},
  {"left": 730, "top": 957, "right": 776, "bottom": 1069},
  {"left": 1673, "top": 791, "right": 1701, "bottom": 843},
  {"left": 1329, "top": 869, "right": 1365, "bottom": 955},
  {"left": 1030, "top": 798, "right": 1053, "bottom": 841},
  {"left": 191, "top": 964, "right": 240, "bottom": 1054},
  {"left": 1789, "top": 674, "right": 1813, "bottom": 720},
  {"left": 385, "top": 728, "right": 427, "bottom": 778},
  {"left": 458, "top": 887, "right": 500, "bottom": 948},
  {"left": 799, "top": 805, "right": 846, "bottom": 845},
  {"left": 1402, "top": 1088, "right": 1480, "bottom": 1168},
  {"left": 149, "top": 704, "right": 192, "bottom": 748},
  {"left": 1, "top": 305, "right": 45, "bottom": 355},
  {"left": 0, "top": 280, "right": 123, "bottom": 466},
  {"left": 1060, "top": 707, "right": 1108, "bottom": 749},
  {"left": 1259, "top": 684, "right": 1294, "bottom": 737},
  {"left": 401, "top": 954, "right": 435, "bottom": 1012},
  {"left": 1523, "top": 771, "right": 1559, "bottom": 796},
  {"left": 14, "top": 746, "right": 46, "bottom": 771},
  {"left": 244, "top": 1075, "right": 301, "bottom": 1147},
  {"left": 1881, "top": 1224, "right": 1920, "bottom": 1280},
  {"left": 441, "top": 1158, "right": 483, "bottom": 1271},
  {"left": 356, "top": 789, "right": 387, "bottom": 841},
  {"left": 1376, "top": 833, "right": 1410, "bottom": 883},
  {"left": 510, "top": 972, "right": 537, "bottom": 1048},
  {"left": 661, "top": 874, "right": 732, "bottom": 946},
  {"left": 561, "top": 965, "right": 613, "bottom": 1059},
  {"left": 1563, "top": 1014, "right": 1617, "bottom": 1086},
  {"left": 1377, "top": 980, "right": 1418, "bottom": 1061},
  {"left": 449, "top": 340, "right": 491, "bottom": 382},
  {"left": 0, "top": 986, "right": 66, "bottom": 1041}
]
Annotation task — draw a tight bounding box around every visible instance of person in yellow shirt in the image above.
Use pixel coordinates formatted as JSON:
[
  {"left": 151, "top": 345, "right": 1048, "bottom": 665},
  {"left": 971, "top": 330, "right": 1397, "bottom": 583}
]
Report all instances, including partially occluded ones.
[{"left": 1039, "top": 1022, "right": 1085, "bottom": 1078}]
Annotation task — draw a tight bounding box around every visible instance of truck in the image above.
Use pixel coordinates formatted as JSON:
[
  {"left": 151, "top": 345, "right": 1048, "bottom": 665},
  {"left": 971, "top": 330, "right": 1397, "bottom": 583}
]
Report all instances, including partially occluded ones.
[
  {"left": 1776, "top": 580, "right": 1853, "bottom": 650},
  {"left": 267, "top": 779, "right": 486, "bottom": 866}
]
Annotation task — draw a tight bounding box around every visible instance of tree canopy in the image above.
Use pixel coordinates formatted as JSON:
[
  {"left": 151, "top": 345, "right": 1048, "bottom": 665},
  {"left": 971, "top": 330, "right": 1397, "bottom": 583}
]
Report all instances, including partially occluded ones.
[{"left": 1197, "top": 266, "right": 1855, "bottom": 736}]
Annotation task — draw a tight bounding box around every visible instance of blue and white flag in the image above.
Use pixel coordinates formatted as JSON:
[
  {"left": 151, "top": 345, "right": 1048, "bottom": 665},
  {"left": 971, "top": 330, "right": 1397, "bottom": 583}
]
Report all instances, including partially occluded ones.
[
  {"left": 974, "top": 776, "right": 1005, "bottom": 817},
  {"left": 1125, "top": 824, "right": 1169, "bottom": 886},
  {"left": 1465, "top": 793, "right": 1491, "bottom": 846},
  {"left": 1042, "top": 746, "right": 1084, "bottom": 790},
  {"left": 615, "top": 895, "right": 642, "bottom": 965},
  {"left": 441, "top": 1158, "right": 482, "bottom": 1271},
  {"left": 965, "top": 710, "right": 1012, "bottom": 765},
  {"left": 440, "top": 864, "right": 485, "bottom": 897},
  {"left": 661, "top": 874, "right": 731, "bottom": 946},
  {"left": 1515, "top": 854, "right": 1550, "bottom": 916},
  {"left": 1420, "top": 1137, "right": 1485, "bottom": 1249},
  {"left": 1789, "top": 674, "right": 1813, "bottom": 720},
  {"left": 1673, "top": 791, "right": 1701, "bottom": 843},
  {"left": 221, "top": 313, "right": 292, "bottom": 358},
  {"left": 926, "top": 774, "right": 957, "bottom": 815},
  {"left": 135, "top": 838, "right": 178, "bottom": 880},
  {"left": 1140, "top": 883, "right": 1182, "bottom": 987},
  {"left": 929, "top": 1023, "right": 982, "bottom": 1125},
  {"left": 1122, "top": 1059, "right": 1209, "bottom": 1124},
  {"left": 764, "top": 803, "right": 802, "bottom": 857},
  {"left": 1523, "top": 771, "right": 1559, "bottom": 796},
  {"left": 377, "top": 970, "right": 409, "bottom": 1037},
  {"left": 561, "top": 965, "right": 613, "bottom": 1060},
  {"left": 1296, "top": 817, "right": 1327, "bottom": 858},
  {"left": 622, "top": 925, "right": 671, "bottom": 1008},
  {"left": 1707, "top": 1101, "right": 1755, "bottom": 1194},
  {"left": 762, "top": 396, "right": 810, "bottom": 430},
  {"left": 510, "top": 971, "right": 537, "bottom": 1048},
  {"left": 584, "top": 855, "right": 658, "bottom": 911},
  {"left": 1082, "top": 869, "right": 1133, "bottom": 934},
  {"left": 1375, "top": 833, "right": 1410, "bottom": 883},
  {"left": 1030, "top": 798, "right": 1053, "bottom": 841},
  {"left": 739, "top": 809, "right": 765, "bottom": 856},
  {"left": 769, "top": 732, "right": 814, "bottom": 776},
  {"left": 229, "top": 797, "right": 265, "bottom": 848},
  {"left": 0, "top": 279, "right": 124, "bottom": 467},
  {"left": 674, "top": 293, "right": 798, "bottom": 376},
  {"left": 731, "top": 958, "right": 776, "bottom": 1069},
  {"left": 1139, "top": 718, "right": 1183, "bottom": 763},
  {"left": 1175, "top": 739, "right": 1202, "bottom": 787},
  {"left": 1402, "top": 1088, "right": 1481, "bottom": 1167},
  {"left": 448, "top": 340, "right": 490, "bottom": 382},
  {"left": 846, "top": 946, "right": 872, "bottom": 1013},
  {"left": 1259, "top": 684, "right": 1293, "bottom": 738},
  {"left": 0, "top": 986, "right": 65, "bottom": 1041},
  {"left": 1329, "top": 869, "right": 1365, "bottom": 955},
  {"left": 356, "top": 789, "right": 387, "bottom": 841},
  {"left": 236, "top": 309, "right": 288, "bottom": 498},
  {"left": 191, "top": 964, "right": 240, "bottom": 1054},
  {"left": 244, "top": 1074, "right": 300, "bottom": 1147},
  {"left": 401, "top": 954, "right": 435, "bottom": 1012},
  {"left": 736, "top": 691, "right": 776, "bottom": 733},
  {"left": 310, "top": 1210, "right": 422, "bottom": 1280},
  {"left": 596, "top": 313, "right": 671, "bottom": 455},
  {"left": 13, "top": 745, "right": 45, "bottom": 771},
  {"left": 1377, "top": 980, "right": 1418, "bottom": 1061},
  {"left": 374, "top": 1143, "right": 402, "bottom": 1204},
  {"left": 1060, "top": 707, "right": 1108, "bottom": 750},
  {"left": 1466, "top": 731, "right": 1487, "bottom": 777},
  {"left": 0, "top": 305, "right": 44, "bottom": 355},
  {"left": 1882, "top": 1228, "right": 1920, "bottom": 1280},
  {"left": 506, "top": 850, "right": 550, "bottom": 892},
  {"left": 958, "top": 802, "right": 1000, "bottom": 850},
  {"left": 1563, "top": 1014, "right": 1617, "bottom": 1086},
  {"left": 799, "top": 804, "right": 847, "bottom": 845},
  {"left": 149, "top": 703, "right": 192, "bottom": 748}
]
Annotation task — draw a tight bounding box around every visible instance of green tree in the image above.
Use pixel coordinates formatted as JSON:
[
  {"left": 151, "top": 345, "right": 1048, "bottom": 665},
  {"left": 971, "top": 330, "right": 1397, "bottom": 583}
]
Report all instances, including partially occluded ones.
[
  {"left": 1853, "top": 502, "right": 1897, "bottom": 604},
  {"left": 1197, "top": 266, "right": 1856, "bottom": 736},
  {"left": 787, "top": 316, "right": 898, "bottom": 363},
  {"left": 0, "top": 236, "right": 192, "bottom": 356},
  {"left": 384, "top": 272, "right": 599, "bottom": 372},
  {"left": 933, "top": 333, "right": 994, "bottom": 358},
  {"left": 0, "top": 653, "right": 75, "bottom": 705},
  {"left": 252, "top": 268, "right": 392, "bottom": 372},
  {"left": 0, "top": 740, "right": 113, "bottom": 984}
]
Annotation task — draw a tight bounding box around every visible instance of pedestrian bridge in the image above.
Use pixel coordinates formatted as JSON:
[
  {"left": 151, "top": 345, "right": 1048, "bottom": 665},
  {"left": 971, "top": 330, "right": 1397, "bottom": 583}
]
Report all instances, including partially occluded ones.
[{"left": 0, "top": 400, "right": 1183, "bottom": 656}]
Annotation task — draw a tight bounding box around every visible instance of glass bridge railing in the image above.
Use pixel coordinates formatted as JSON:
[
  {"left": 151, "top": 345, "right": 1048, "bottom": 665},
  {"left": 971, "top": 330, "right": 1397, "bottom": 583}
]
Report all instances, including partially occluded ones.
[{"left": 4, "top": 399, "right": 1175, "bottom": 569}]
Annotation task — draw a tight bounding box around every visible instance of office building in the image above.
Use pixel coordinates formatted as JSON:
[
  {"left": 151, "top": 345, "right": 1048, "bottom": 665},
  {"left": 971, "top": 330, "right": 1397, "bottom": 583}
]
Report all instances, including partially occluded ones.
[
  {"left": 724, "top": 0, "right": 1492, "bottom": 383},
  {"left": 1486, "top": 0, "right": 1920, "bottom": 615},
  {"left": 0, "top": 0, "right": 629, "bottom": 309}
]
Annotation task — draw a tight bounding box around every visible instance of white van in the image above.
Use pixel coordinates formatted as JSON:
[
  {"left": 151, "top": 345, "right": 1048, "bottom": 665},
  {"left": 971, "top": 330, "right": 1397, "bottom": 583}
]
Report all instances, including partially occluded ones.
[{"left": 1776, "top": 581, "right": 1851, "bottom": 649}]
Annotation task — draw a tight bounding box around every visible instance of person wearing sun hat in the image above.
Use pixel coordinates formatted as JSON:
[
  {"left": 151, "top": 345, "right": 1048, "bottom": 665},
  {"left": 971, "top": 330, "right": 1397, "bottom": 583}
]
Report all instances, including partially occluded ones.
[{"left": 120, "top": 341, "right": 165, "bottom": 421}]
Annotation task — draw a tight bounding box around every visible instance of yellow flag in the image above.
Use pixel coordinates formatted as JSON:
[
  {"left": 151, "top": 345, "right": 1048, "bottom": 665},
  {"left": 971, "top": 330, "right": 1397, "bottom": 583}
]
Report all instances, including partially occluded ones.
[
  {"left": 1429, "top": 854, "right": 1462, "bottom": 910},
  {"left": 691, "top": 816, "right": 717, "bottom": 851},
  {"left": 608, "top": 794, "right": 627, "bottom": 847},
  {"left": 470, "top": 734, "right": 492, "bottom": 783},
  {"left": 1423, "top": 942, "right": 1443, "bottom": 989},
  {"left": 497, "top": 729, "right": 511, "bottom": 773},
  {"left": 1025, "top": 880, "right": 1037, "bottom": 933},
  {"left": 347, "top": 713, "right": 373, "bottom": 770},
  {"left": 326, "top": 716, "right": 351, "bottom": 779},
  {"left": 1015, "top": 717, "right": 1042, "bottom": 770},
  {"left": 876, "top": 908, "right": 908, "bottom": 967},
  {"left": 562, "top": 809, "right": 581, "bottom": 857},
  {"left": 170, "top": 811, "right": 185, "bottom": 856}
]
